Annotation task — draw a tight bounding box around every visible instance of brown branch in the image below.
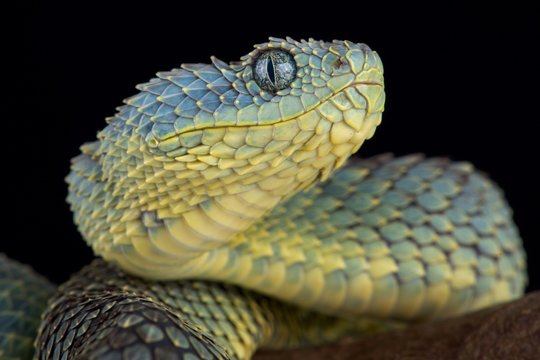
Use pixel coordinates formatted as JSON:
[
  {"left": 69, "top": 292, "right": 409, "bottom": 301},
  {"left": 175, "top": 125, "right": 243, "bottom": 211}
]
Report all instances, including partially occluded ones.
[{"left": 255, "top": 291, "right": 540, "bottom": 360}]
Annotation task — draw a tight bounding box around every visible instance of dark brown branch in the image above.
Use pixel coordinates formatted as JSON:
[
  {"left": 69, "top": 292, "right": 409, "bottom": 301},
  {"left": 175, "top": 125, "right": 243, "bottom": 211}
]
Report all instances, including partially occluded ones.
[{"left": 255, "top": 291, "right": 540, "bottom": 360}]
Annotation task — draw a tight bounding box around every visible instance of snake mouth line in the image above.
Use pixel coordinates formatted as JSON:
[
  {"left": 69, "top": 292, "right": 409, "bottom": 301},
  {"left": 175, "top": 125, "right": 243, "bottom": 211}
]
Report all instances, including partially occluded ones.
[
  {"left": 154, "top": 81, "right": 384, "bottom": 144},
  {"left": 351, "top": 81, "right": 384, "bottom": 86}
]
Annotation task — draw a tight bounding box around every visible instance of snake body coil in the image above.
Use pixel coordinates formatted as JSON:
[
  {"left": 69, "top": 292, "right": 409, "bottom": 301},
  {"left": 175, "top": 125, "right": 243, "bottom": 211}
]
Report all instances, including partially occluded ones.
[{"left": 0, "top": 38, "right": 526, "bottom": 360}]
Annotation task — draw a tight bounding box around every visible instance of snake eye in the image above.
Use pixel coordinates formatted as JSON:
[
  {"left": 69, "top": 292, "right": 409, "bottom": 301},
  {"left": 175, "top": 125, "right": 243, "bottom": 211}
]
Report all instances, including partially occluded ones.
[{"left": 253, "top": 50, "right": 296, "bottom": 92}]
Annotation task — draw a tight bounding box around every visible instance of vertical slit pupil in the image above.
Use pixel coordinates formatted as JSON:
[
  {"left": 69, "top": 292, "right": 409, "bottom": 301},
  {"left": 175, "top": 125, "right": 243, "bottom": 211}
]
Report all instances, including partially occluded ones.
[{"left": 266, "top": 57, "right": 276, "bottom": 85}]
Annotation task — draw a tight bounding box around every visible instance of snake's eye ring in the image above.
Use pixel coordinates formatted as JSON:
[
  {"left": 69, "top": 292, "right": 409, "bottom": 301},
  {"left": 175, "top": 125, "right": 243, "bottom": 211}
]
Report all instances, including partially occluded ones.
[{"left": 253, "top": 50, "right": 296, "bottom": 92}]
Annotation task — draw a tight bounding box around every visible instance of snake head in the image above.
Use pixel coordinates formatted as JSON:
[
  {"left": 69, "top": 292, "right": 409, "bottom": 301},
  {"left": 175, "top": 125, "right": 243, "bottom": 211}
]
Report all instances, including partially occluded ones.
[{"left": 125, "top": 37, "right": 384, "bottom": 188}]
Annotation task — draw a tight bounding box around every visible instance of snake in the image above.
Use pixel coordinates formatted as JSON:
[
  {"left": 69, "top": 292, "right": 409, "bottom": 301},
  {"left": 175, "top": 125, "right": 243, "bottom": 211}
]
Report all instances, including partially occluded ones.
[{"left": 0, "top": 37, "right": 527, "bottom": 360}]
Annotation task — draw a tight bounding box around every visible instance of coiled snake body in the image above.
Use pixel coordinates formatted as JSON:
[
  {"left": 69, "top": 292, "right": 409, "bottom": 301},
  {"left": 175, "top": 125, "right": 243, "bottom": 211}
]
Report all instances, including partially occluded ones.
[{"left": 0, "top": 38, "right": 527, "bottom": 359}]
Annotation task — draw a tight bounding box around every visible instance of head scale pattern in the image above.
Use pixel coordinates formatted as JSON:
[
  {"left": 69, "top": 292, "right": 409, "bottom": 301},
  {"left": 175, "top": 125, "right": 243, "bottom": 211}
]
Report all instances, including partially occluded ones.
[{"left": 124, "top": 37, "right": 384, "bottom": 151}]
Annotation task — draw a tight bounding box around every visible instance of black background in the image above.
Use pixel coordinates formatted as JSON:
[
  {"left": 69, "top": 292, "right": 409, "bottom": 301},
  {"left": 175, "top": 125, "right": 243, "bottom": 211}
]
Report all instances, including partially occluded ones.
[{"left": 8, "top": 3, "right": 539, "bottom": 293}]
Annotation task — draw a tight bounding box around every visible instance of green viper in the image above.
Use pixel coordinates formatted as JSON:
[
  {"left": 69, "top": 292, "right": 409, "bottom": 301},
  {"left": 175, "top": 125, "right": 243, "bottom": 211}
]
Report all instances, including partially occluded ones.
[{"left": 0, "top": 37, "right": 526, "bottom": 360}]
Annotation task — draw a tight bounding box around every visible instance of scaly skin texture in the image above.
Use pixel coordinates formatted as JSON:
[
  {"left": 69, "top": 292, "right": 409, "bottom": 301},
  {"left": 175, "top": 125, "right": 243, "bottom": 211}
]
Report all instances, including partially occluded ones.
[
  {"left": 36, "top": 258, "right": 398, "bottom": 360},
  {"left": 1, "top": 38, "right": 528, "bottom": 360},
  {"left": 0, "top": 255, "right": 54, "bottom": 360},
  {"left": 65, "top": 38, "right": 385, "bottom": 281},
  {"left": 35, "top": 154, "right": 526, "bottom": 359}
]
